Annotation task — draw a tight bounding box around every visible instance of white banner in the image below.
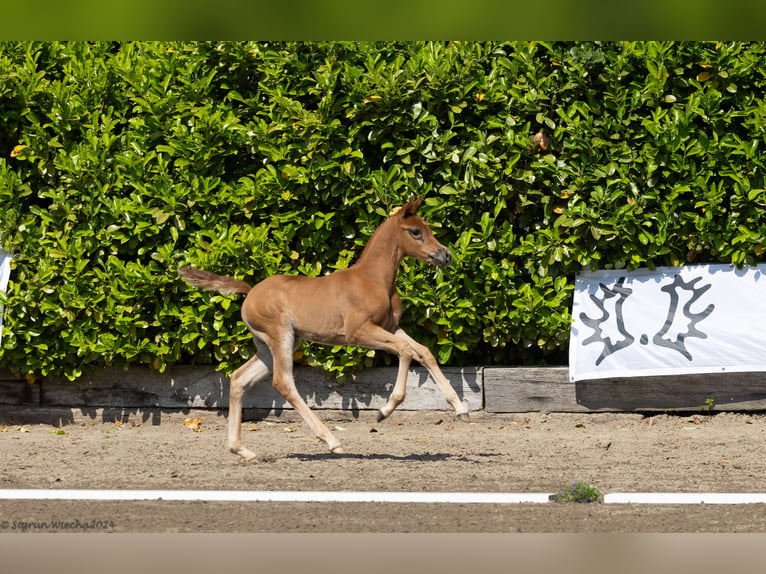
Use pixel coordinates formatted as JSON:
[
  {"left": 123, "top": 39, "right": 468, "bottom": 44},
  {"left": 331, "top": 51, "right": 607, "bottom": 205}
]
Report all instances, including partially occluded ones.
[
  {"left": 0, "top": 249, "right": 10, "bottom": 345},
  {"left": 569, "top": 264, "right": 766, "bottom": 382}
]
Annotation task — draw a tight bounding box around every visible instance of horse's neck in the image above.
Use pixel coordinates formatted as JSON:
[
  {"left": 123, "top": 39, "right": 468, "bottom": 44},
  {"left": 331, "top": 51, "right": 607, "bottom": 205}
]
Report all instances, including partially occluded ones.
[{"left": 350, "top": 219, "right": 401, "bottom": 290}]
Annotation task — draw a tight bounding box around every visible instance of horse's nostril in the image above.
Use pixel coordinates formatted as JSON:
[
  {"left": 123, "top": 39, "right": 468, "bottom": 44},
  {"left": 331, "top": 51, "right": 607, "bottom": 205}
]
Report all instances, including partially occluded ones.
[{"left": 433, "top": 247, "right": 452, "bottom": 267}]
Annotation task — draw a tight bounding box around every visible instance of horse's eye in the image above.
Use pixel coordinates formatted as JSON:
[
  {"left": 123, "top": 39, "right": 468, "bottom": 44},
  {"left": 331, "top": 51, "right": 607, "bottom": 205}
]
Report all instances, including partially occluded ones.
[{"left": 408, "top": 228, "right": 423, "bottom": 240}]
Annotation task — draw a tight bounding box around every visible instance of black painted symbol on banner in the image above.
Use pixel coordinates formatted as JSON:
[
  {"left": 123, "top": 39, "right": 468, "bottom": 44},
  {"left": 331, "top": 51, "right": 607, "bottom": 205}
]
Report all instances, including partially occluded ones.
[
  {"left": 579, "top": 277, "right": 635, "bottom": 366},
  {"left": 579, "top": 274, "right": 715, "bottom": 365},
  {"left": 652, "top": 275, "right": 715, "bottom": 360}
]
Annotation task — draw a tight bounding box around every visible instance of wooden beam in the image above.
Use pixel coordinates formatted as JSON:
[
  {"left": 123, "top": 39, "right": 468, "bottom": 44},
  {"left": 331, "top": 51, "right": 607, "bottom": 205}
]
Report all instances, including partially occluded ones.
[
  {"left": 0, "top": 380, "right": 40, "bottom": 406},
  {"left": 40, "top": 365, "right": 483, "bottom": 412},
  {"left": 484, "top": 367, "right": 582, "bottom": 412},
  {"left": 484, "top": 367, "right": 766, "bottom": 412},
  {"left": 7, "top": 364, "right": 766, "bottom": 414}
]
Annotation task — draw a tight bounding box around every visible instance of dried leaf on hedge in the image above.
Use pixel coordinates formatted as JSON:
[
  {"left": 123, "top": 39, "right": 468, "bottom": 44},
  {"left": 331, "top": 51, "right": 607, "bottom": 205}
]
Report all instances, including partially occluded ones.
[{"left": 10, "top": 144, "right": 26, "bottom": 158}]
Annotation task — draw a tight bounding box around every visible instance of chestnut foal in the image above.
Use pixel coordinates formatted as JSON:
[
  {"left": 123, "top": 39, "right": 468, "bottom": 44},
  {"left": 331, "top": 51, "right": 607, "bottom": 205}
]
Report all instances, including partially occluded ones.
[{"left": 179, "top": 197, "right": 469, "bottom": 461}]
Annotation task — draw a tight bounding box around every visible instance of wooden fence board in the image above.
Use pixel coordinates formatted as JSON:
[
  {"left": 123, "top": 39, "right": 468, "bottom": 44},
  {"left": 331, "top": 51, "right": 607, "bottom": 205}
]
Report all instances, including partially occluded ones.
[
  {"left": 40, "top": 365, "right": 484, "bottom": 412},
  {"left": 41, "top": 366, "right": 227, "bottom": 409},
  {"left": 484, "top": 367, "right": 766, "bottom": 412},
  {"left": 6, "top": 364, "right": 766, "bottom": 415},
  {"left": 0, "top": 380, "right": 39, "bottom": 406},
  {"left": 483, "top": 367, "right": 583, "bottom": 412}
]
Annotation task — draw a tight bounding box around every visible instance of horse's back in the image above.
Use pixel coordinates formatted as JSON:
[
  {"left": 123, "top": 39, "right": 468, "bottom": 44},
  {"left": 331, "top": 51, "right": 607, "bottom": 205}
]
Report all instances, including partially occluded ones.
[
  {"left": 242, "top": 273, "right": 343, "bottom": 333},
  {"left": 242, "top": 271, "right": 396, "bottom": 342}
]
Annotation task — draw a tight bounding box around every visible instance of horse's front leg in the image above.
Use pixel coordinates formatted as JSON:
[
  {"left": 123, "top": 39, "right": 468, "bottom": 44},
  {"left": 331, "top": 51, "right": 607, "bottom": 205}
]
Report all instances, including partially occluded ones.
[
  {"left": 348, "top": 323, "right": 469, "bottom": 422},
  {"left": 345, "top": 322, "right": 417, "bottom": 422},
  {"left": 377, "top": 349, "right": 412, "bottom": 422},
  {"left": 393, "top": 328, "right": 470, "bottom": 421}
]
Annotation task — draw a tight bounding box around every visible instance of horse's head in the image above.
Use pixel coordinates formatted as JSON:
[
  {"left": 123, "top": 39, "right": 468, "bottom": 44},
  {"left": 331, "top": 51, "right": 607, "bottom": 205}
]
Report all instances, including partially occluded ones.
[{"left": 394, "top": 197, "right": 453, "bottom": 268}]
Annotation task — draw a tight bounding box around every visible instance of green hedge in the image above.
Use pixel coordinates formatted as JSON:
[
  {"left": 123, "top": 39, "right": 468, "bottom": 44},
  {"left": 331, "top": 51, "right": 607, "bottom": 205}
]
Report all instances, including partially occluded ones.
[{"left": 1, "top": 41, "right": 766, "bottom": 381}]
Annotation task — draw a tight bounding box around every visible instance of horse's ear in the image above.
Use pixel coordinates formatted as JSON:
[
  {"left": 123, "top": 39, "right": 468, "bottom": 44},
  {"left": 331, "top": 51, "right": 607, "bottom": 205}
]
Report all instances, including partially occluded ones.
[{"left": 402, "top": 196, "right": 423, "bottom": 217}]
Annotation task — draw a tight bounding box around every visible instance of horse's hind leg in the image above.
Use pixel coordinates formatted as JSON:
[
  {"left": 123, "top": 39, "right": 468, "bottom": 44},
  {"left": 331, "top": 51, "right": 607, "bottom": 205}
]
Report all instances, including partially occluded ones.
[
  {"left": 269, "top": 333, "right": 344, "bottom": 454},
  {"left": 228, "top": 341, "right": 273, "bottom": 462}
]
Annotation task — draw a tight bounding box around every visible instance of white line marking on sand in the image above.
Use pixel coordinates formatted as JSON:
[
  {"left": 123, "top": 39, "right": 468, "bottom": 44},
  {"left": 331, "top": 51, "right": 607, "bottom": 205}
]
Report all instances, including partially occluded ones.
[
  {"left": 605, "top": 493, "right": 766, "bottom": 504},
  {"left": 1, "top": 489, "right": 766, "bottom": 504},
  {"left": 0, "top": 489, "right": 551, "bottom": 503}
]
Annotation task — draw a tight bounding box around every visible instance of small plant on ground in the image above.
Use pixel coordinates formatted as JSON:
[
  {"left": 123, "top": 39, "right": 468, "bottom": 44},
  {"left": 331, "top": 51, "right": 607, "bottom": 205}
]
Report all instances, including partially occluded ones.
[
  {"left": 552, "top": 482, "right": 603, "bottom": 503},
  {"left": 699, "top": 398, "right": 716, "bottom": 413}
]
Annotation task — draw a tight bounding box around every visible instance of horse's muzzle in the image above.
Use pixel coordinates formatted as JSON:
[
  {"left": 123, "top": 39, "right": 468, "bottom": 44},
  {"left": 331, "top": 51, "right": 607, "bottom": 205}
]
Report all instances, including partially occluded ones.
[{"left": 429, "top": 247, "right": 453, "bottom": 268}]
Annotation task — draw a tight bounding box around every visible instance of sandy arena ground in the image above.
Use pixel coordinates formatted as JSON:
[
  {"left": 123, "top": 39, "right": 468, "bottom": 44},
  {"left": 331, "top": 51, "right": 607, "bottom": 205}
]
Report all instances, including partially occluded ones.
[{"left": 2, "top": 408, "right": 766, "bottom": 532}]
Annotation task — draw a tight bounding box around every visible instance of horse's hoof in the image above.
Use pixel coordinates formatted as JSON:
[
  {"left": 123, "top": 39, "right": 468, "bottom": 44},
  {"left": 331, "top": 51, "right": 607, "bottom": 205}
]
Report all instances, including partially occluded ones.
[
  {"left": 456, "top": 412, "right": 470, "bottom": 422},
  {"left": 331, "top": 446, "right": 346, "bottom": 454},
  {"left": 237, "top": 450, "right": 261, "bottom": 463},
  {"left": 377, "top": 409, "right": 388, "bottom": 422}
]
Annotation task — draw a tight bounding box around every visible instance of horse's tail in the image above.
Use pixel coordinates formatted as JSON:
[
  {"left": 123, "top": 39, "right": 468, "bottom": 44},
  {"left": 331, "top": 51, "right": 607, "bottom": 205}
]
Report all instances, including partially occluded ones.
[{"left": 178, "top": 266, "right": 252, "bottom": 295}]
